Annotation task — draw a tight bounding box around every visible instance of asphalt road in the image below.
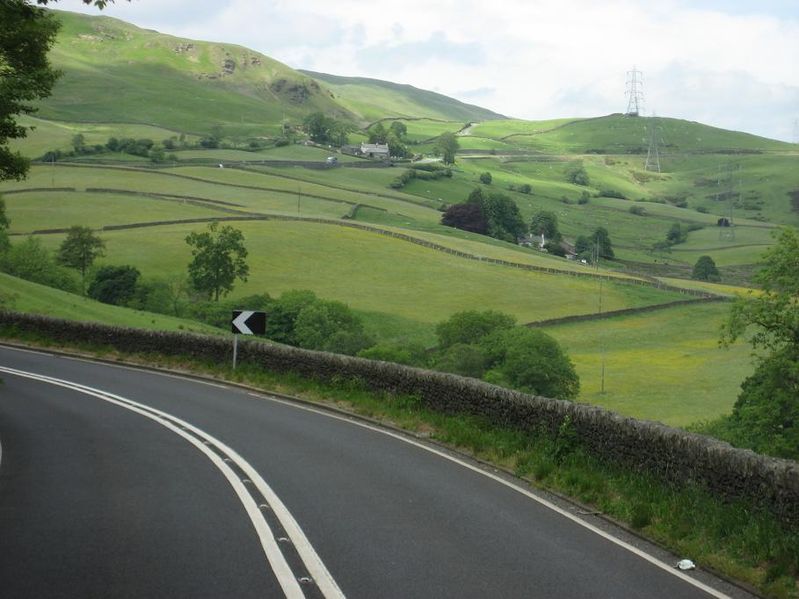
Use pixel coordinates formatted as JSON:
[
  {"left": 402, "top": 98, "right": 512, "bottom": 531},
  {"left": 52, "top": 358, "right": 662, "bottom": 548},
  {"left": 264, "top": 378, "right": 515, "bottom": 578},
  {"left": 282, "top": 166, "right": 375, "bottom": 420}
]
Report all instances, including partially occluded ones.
[{"left": 0, "top": 345, "right": 751, "bottom": 598}]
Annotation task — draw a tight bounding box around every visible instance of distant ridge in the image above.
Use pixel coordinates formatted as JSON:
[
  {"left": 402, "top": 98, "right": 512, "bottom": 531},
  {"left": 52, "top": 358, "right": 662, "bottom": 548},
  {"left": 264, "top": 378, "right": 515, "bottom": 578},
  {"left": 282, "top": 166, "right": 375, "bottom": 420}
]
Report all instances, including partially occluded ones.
[{"left": 300, "top": 70, "right": 506, "bottom": 124}]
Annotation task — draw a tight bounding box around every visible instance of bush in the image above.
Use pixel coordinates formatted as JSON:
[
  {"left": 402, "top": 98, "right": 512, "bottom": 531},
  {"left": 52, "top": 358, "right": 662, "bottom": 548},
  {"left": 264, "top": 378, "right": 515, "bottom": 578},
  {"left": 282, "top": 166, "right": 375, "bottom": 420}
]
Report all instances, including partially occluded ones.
[
  {"left": 479, "top": 171, "right": 492, "bottom": 185},
  {"left": 629, "top": 205, "right": 647, "bottom": 216},
  {"left": 433, "top": 343, "right": 487, "bottom": 378},
  {"left": 436, "top": 310, "right": 516, "bottom": 349},
  {"left": 566, "top": 161, "right": 590, "bottom": 186},
  {"left": 0, "top": 237, "right": 77, "bottom": 292},
  {"left": 87, "top": 265, "right": 141, "bottom": 305},
  {"left": 358, "top": 343, "right": 428, "bottom": 367},
  {"left": 577, "top": 191, "right": 590, "bottom": 204},
  {"left": 481, "top": 327, "right": 580, "bottom": 399},
  {"left": 518, "top": 183, "right": 532, "bottom": 194}
]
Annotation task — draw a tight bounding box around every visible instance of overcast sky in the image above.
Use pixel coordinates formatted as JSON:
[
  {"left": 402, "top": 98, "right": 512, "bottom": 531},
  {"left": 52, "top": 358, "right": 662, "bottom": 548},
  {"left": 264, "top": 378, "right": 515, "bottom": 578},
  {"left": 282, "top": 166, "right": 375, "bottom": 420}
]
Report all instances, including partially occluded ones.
[{"left": 57, "top": 0, "right": 799, "bottom": 142}]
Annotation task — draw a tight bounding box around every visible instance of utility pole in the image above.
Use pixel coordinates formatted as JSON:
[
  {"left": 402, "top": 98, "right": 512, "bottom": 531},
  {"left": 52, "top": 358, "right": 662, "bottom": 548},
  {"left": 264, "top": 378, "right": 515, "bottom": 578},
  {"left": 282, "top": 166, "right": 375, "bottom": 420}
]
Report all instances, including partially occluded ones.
[{"left": 625, "top": 67, "right": 644, "bottom": 117}]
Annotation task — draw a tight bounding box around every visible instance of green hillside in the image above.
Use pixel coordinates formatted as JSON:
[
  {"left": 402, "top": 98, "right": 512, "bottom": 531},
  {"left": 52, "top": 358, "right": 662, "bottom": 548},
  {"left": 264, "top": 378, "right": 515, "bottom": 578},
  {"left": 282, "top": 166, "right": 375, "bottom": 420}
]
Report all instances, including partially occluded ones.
[{"left": 299, "top": 70, "right": 505, "bottom": 123}]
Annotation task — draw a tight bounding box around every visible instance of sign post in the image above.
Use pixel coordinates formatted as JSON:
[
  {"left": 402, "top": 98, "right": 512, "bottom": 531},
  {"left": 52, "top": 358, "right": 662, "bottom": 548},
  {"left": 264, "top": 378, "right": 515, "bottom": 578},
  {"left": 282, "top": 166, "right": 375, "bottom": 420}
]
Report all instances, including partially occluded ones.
[{"left": 230, "top": 310, "right": 266, "bottom": 370}]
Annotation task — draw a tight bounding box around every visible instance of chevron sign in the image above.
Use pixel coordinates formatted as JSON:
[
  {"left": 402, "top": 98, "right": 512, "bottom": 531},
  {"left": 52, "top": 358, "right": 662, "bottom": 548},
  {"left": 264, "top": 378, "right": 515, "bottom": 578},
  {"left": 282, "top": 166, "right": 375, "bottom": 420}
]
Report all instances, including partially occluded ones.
[{"left": 231, "top": 311, "right": 266, "bottom": 335}]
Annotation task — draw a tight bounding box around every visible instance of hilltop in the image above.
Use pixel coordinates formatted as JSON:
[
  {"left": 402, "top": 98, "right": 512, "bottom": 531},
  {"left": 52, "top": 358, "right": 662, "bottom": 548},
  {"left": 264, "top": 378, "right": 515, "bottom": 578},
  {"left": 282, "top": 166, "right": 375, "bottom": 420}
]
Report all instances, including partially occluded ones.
[{"left": 36, "top": 10, "right": 504, "bottom": 137}]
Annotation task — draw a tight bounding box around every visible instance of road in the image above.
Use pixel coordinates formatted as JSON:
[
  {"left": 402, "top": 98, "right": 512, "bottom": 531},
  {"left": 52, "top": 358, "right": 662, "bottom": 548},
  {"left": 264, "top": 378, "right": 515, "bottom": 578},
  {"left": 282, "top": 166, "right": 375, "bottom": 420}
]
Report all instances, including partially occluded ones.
[{"left": 0, "top": 345, "right": 750, "bottom": 598}]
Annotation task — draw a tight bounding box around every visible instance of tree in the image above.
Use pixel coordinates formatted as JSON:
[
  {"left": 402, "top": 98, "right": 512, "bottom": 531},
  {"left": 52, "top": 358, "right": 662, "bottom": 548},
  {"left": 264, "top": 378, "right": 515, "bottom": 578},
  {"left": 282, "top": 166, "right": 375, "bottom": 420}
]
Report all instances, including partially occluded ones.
[
  {"left": 720, "top": 228, "right": 799, "bottom": 458},
  {"left": 389, "top": 121, "right": 407, "bottom": 139},
  {"left": 436, "top": 132, "right": 459, "bottom": 165},
  {"left": 590, "top": 227, "right": 614, "bottom": 259},
  {"left": 574, "top": 235, "right": 593, "bottom": 261},
  {"left": 1, "top": 235, "right": 76, "bottom": 291},
  {"left": 440, "top": 202, "right": 488, "bottom": 234},
  {"left": 185, "top": 222, "right": 249, "bottom": 301},
  {"left": 530, "top": 211, "right": 561, "bottom": 243},
  {"left": 56, "top": 226, "right": 105, "bottom": 293},
  {"left": 566, "top": 161, "right": 590, "bottom": 186},
  {"left": 692, "top": 255, "right": 720, "bottom": 281},
  {"left": 433, "top": 343, "right": 487, "bottom": 379},
  {"left": 435, "top": 310, "right": 516, "bottom": 349},
  {"left": 71, "top": 133, "right": 86, "bottom": 154},
  {"left": 481, "top": 327, "right": 580, "bottom": 399},
  {"left": 87, "top": 264, "right": 140, "bottom": 305},
  {"left": 1, "top": 1, "right": 125, "bottom": 182},
  {"left": 481, "top": 192, "right": 527, "bottom": 242},
  {"left": 479, "top": 171, "right": 492, "bottom": 185},
  {"left": 367, "top": 122, "right": 387, "bottom": 144},
  {"left": 0, "top": 1, "right": 60, "bottom": 182}
]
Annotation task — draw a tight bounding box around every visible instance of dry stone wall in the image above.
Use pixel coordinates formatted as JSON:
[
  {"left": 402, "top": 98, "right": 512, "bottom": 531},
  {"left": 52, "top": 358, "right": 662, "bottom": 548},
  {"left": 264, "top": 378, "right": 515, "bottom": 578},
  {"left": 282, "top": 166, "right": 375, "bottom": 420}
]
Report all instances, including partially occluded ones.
[{"left": 2, "top": 310, "right": 796, "bottom": 525}]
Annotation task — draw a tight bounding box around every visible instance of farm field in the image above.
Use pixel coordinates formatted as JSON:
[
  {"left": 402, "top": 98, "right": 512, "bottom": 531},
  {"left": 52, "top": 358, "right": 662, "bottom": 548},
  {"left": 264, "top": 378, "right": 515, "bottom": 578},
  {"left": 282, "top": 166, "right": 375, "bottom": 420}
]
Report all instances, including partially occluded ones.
[
  {"left": 31, "top": 220, "right": 684, "bottom": 327},
  {"left": 542, "top": 301, "right": 753, "bottom": 426}
]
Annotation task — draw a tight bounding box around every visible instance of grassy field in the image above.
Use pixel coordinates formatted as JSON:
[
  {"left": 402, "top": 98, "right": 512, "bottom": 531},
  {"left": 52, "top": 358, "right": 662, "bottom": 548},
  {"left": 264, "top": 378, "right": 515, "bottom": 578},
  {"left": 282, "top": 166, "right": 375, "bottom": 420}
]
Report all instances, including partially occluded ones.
[
  {"left": 31, "top": 221, "right": 684, "bottom": 327},
  {"left": 542, "top": 301, "right": 753, "bottom": 427}
]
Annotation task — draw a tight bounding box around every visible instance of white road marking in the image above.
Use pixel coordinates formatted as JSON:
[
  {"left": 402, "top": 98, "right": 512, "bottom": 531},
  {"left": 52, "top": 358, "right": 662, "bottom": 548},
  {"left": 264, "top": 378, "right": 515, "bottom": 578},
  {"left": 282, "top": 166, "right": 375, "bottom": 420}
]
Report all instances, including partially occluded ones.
[
  {"left": 250, "top": 391, "right": 732, "bottom": 599},
  {"left": 0, "top": 366, "right": 345, "bottom": 599}
]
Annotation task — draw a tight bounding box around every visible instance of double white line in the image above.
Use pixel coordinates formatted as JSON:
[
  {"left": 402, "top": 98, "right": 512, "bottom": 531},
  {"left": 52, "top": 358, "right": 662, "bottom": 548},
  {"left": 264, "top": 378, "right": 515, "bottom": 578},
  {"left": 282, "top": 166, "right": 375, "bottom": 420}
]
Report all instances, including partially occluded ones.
[{"left": 0, "top": 365, "right": 344, "bottom": 599}]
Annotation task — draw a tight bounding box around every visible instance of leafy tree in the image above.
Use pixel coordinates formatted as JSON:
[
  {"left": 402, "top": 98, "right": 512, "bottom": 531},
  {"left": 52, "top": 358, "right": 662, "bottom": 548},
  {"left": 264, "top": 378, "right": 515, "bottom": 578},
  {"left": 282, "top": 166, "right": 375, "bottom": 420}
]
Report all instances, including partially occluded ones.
[
  {"left": 436, "top": 132, "right": 459, "bottom": 164},
  {"left": 530, "top": 211, "right": 561, "bottom": 243},
  {"left": 518, "top": 183, "right": 532, "bottom": 194},
  {"left": 720, "top": 228, "right": 799, "bottom": 458},
  {"left": 481, "top": 192, "right": 527, "bottom": 242},
  {"left": 1, "top": 1, "right": 125, "bottom": 182},
  {"left": 666, "top": 222, "right": 687, "bottom": 245},
  {"left": 692, "top": 255, "right": 720, "bottom": 281},
  {"left": 574, "top": 235, "right": 593, "bottom": 261},
  {"left": 479, "top": 171, "right": 492, "bottom": 185},
  {"left": 440, "top": 202, "right": 488, "bottom": 234},
  {"left": 56, "top": 225, "right": 105, "bottom": 293},
  {"left": 0, "top": 236, "right": 77, "bottom": 291},
  {"left": 566, "top": 161, "right": 590, "bottom": 186},
  {"left": 87, "top": 264, "right": 140, "bottom": 305},
  {"left": 590, "top": 227, "right": 614, "bottom": 259},
  {"left": 481, "top": 327, "right": 580, "bottom": 399},
  {"left": 303, "top": 112, "right": 350, "bottom": 146},
  {"left": 0, "top": 1, "right": 60, "bottom": 182},
  {"left": 386, "top": 133, "right": 408, "bottom": 158},
  {"left": 436, "top": 310, "right": 516, "bottom": 349},
  {"left": 71, "top": 133, "right": 86, "bottom": 153},
  {"left": 185, "top": 221, "right": 249, "bottom": 301},
  {"left": 367, "top": 122, "right": 387, "bottom": 144},
  {"left": 389, "top": 121, "right": 407, "bottom": 139}
]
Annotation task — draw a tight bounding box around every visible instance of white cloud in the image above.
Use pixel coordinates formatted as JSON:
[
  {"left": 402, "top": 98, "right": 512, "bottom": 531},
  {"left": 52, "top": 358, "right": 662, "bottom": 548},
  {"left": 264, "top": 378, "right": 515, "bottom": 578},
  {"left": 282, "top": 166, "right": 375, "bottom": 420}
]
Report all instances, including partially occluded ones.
[{"left": 53, "top": 0, "right": 799, "bottom": 140}]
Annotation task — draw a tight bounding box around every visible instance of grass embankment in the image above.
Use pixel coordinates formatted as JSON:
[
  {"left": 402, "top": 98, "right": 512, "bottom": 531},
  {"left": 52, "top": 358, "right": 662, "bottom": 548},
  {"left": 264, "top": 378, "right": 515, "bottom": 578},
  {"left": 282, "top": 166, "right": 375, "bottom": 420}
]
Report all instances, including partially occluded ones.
[
  {"left": 1, "top": 329, "right": 795, "bottom": 598},
  {"left": 0, "top": 273, "right": 218, "bottom": 334}
]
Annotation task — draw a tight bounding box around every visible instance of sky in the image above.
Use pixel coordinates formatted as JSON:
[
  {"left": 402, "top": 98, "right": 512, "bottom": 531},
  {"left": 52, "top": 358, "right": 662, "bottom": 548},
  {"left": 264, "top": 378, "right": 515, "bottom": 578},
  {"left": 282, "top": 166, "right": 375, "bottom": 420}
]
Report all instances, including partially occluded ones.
[{"left": 57, "top": 0, "right": 799, "bottom": 142}]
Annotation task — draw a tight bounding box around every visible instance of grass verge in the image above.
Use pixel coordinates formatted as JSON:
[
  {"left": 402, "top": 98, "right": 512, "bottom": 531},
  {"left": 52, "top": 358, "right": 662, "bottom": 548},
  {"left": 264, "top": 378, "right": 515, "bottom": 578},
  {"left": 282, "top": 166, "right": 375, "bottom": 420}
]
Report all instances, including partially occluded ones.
[{"left": 1, "top": 329, "right": 797, "bottom": 598}]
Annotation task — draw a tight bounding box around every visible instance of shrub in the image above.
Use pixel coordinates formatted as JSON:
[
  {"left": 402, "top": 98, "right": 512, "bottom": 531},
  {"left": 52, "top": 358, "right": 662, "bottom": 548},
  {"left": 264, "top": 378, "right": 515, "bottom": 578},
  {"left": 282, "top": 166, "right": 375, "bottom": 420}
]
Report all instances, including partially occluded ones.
[
  {"left": 433, "top": 343, "right": 487, "bottom": 378},
  {"left": 566, "top": 161, "right": 590, "bottom": 186},
  {"left": 629, "top": 205, "right": 647, "bottom": 216},
  {"left": 87, "top": 265, "right": 141, "bottom": 305},
  {"left": 0, "top": 237, "right": 77, "bottom": 292},
  {"left": 479, "top": 171, "right": 492, "bottom": 185},
  {"left": 436, "top": 310, "right": 516, "bottom": 349}
]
